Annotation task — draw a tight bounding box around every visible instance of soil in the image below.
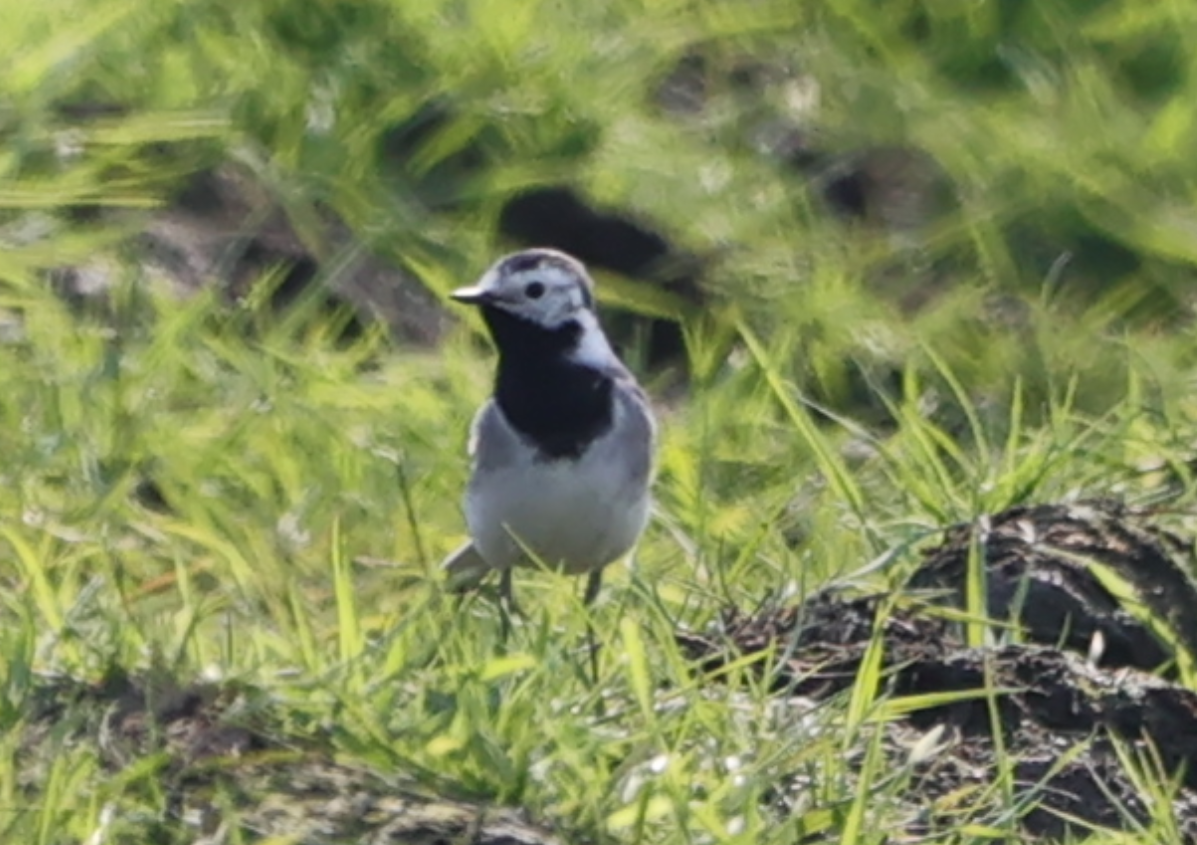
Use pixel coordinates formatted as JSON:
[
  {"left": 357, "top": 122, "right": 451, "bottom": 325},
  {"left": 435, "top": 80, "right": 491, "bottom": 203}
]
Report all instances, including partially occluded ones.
[
  {"left": 18, "top": 669, "right": 566, "bottom": 845},
  {"left": 679, "top": 498, "right": 1197, "bottom": 841}
]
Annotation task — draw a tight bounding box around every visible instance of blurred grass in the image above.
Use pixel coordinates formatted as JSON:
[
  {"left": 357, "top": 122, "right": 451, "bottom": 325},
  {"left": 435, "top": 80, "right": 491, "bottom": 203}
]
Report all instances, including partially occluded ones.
[{"left": 2, "top": 0, "right": 1197, "bottom": 842}]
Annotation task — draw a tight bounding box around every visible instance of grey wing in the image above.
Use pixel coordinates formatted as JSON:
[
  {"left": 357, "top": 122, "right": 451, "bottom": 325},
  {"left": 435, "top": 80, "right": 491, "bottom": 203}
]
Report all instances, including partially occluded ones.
[
  {"left": 442, "top": 401, "right": 521, "bottom": 588},
  {"left": 441, "top": 540, "right": 489, "bottom": 589},
  {"left": 614, "top": 379, "right": 657, "bottom": 488},
  {"left": 468, "top": 399, "right": 525, "bottom": 473}
]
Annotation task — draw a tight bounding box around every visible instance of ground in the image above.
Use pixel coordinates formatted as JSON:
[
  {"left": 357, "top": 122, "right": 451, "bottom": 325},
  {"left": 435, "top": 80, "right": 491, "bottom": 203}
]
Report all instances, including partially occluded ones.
[{"left": 15, "top": 501, "right": 1197, "bottom": 843}]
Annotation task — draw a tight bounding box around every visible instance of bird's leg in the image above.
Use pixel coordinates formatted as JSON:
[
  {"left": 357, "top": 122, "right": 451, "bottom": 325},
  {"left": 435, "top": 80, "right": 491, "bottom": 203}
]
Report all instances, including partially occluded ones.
[
  {"left": 583, "top": 570, "right": 603, "bottom": 685},
  {"left": 499, "top": 568, "right": 520, "bottom": 644},
  {"left": 583, "top": 569, "right": 603, "bottom": 607}
]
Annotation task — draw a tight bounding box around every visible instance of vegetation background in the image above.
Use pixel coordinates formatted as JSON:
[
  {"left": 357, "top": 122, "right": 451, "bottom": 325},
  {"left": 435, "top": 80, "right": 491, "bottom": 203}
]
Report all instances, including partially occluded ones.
[{"left": 2, "top": 0, "right": 1197, "bottom": 842}]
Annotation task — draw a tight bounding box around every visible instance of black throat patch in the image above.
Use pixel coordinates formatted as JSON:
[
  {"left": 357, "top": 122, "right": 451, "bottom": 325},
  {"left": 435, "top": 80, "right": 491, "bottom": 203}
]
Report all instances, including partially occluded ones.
[{"left": 481, "top": 306, "right": 614, "bottom": 460}]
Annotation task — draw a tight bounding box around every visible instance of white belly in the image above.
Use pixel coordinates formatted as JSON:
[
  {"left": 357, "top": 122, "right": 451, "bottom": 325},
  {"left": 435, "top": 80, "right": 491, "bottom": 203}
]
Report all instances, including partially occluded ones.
[{"left": 466, "top": 432, "right": 651, "bottom": 575}]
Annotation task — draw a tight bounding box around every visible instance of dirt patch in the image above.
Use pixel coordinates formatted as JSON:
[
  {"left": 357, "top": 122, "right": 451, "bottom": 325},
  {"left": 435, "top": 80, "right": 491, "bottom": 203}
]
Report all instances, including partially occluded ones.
[
  {"left": 54, "top": 159, "right": 450, "bottom": 346},
  {"left": 18, "top": 669, "right": 565, "bottom": 845},
  {"left": 913, "top": 499, "right": 1197, "bottom": 672},
  {"left": 679, "top": 499, "right": 1197, "bottom": 841},
  {"left": 23, "top": 667, "right": 263, "bottom": 771}
]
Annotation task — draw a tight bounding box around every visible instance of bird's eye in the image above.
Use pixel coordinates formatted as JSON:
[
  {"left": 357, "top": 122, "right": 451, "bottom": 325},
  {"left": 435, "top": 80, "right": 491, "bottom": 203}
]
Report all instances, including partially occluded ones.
[{"left": 524, "top": 281, "right": 545, "bottom": 299}]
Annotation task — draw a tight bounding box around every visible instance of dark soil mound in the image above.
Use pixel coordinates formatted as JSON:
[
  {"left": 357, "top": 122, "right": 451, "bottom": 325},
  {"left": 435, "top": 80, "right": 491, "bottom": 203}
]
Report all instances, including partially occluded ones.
[
  {"left": 912, "top": 499, "right": 1197, "bottom": 672},
  {"left": 680, "top": 499, "right": 1197, "bottom": 841}
]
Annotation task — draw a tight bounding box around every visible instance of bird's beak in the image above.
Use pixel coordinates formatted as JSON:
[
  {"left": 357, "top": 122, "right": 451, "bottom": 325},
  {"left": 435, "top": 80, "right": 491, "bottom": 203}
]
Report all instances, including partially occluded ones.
[{"left": 450, "top": 285, "right": 494, "bottom": 305}]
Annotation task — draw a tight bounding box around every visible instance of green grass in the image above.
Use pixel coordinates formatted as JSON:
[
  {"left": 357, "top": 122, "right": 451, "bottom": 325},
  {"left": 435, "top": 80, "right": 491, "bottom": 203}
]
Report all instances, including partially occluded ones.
[{"left": 4, "top": 0, "right": 1197, "bottom": 842}]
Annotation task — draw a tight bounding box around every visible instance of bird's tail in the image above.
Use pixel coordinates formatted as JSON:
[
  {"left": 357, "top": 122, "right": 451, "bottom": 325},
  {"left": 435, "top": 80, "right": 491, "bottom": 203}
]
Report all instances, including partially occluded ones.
[{"left": 441, "top": 541, "right": 490, "bottom": 591}]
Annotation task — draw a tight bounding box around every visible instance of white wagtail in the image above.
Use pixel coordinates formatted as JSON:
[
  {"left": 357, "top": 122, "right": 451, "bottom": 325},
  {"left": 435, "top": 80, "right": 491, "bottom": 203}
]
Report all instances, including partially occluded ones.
[{"left": 441, "top": 248, "right": 657, "bottom": 613}]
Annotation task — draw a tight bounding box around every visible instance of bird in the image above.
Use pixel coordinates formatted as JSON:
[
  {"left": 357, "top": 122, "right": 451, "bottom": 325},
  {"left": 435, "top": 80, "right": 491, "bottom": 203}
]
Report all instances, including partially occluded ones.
[{"left": 441, "top": 247, "right": 657, "bottom": 621}]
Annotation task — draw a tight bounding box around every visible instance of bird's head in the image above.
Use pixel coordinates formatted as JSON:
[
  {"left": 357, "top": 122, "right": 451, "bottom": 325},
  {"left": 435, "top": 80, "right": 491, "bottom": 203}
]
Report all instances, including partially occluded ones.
[{"left": 451, "top": 248, "right": 596, "bottom": 330}]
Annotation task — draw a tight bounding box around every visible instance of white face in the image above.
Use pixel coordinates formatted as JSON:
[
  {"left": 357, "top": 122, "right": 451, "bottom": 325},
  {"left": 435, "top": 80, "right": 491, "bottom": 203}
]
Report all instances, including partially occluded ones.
[{"left": 453, "top": 249, "right": 595, "bottom": 329}]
